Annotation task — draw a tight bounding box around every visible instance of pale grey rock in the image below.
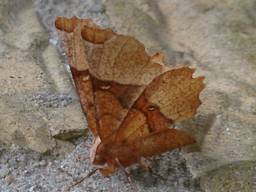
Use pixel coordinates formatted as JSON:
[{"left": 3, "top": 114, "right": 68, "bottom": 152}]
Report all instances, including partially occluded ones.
[
  {"left": 105, "top": 0, "right": 174, "bottom": 62},
  {"left": 0, "top": 165, "right": 9, "bottom": 178},
  {"left": 41, "top": 44, "right": 72, "bottom": 94},
  {"left": 1, "top": 0, "right": 255, "bottom": 191},
  {"left": 157, "top": 0, "right": 256, "bottom": 191},
  {"left": 52, "top": 139, "right": 76, "bottom": 157},
  {"left": 200, "top": 161, "right": 256, "bottom": 192},
  {"left": 35, "top": 0, "right": 111, "bottom": 39},
  {"left": 0, "top": 94, "right": 56, "bottom": 153},
  {"left": 0, "top": 0, "right": 87, "bottom": 153},
  {"left": 0, "top": 0, "right": 202, "bottom": 189},
  {"left": 4, "top": 174, "right": 14, "bottom": 185}
]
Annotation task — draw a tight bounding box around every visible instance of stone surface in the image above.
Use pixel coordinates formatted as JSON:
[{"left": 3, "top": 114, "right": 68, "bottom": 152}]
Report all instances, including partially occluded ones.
[
  {"left": 0, "top": 165, "right": 9, "bottom": 179},
  {"left": 200, "top": 161, "right": 256, "bottom": 192},
  {"left": 35, "top": 0, "right": 111, "bottom": 42},
  {"left": 157, "top": 0, "right": 256, "bottom": 191},
  {"left": 0, "top": 0, "right": 87, "bottom": 153},
  {"left": 105, "top": 0, "right": 173, "bottom": 60},
  {"left": 4, "top": 174, "right": 14, "bottom": 185},
  {"left": 1, "top": 0, "right": 256, "bottom": 191},
  {"left": 0, "top": 137, "right": 201, "bottom": 192},
  {"left": 0, "top": 0, "right": 203, "bottom": 191}
]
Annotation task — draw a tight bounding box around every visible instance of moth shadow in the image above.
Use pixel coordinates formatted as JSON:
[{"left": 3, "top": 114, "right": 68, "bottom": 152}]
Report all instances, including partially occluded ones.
[
  {"left": 179, "top": 113, "right": 216, "bottom": 151},
  {"left": 129, "top": 150, "right": 201, "bottom": 190},
  {"left": 127, "top": 114, "right": 215, "bottom": 189},
  {"left": 129, "top": 167, "right": 160, "bottom": 188}
]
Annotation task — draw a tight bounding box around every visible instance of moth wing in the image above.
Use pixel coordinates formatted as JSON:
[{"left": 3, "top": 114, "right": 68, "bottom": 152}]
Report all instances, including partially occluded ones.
[
  {"left": 134, "top": 128, "right": 196, "bottom": 156},
  {"left": 55, "top": 17, "right": 98, "bottom": 135},
  {"left": 56, "top": 17, "right": 168, "bottom": 142},
  {"left": 110, "top": 128, "right": 196, "bottom": 166},
  {"left": 143, "top": 66, "right": 205, "bottom": 122},
  {"left": 55, "top": 17, "right": 205, "bottom": 147},
  {"left": 78, "top": 24, "right": 167, "bottom": 142},
  {"left": 108, "top": 66, "right": 204, "bottom": 144}
]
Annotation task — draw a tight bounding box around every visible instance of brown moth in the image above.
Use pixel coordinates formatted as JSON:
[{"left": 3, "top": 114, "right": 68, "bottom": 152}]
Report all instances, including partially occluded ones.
[{"left": 55, "top": 16, "right": 205, "bottom": 176}]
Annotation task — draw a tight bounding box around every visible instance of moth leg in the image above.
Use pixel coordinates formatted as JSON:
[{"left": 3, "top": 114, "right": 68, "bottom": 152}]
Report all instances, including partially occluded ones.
[
  {"left": 115, "top": 158, "right": 138, "bottom": 191},
  {"left": 115, "top": 158, "right": 131, "bottom": 182},
  {"left": 65, "top": 168, "right": 98, "bottom": 192},
  {"left": 99, "top": 166, "right": 116, "bottom": 176}
]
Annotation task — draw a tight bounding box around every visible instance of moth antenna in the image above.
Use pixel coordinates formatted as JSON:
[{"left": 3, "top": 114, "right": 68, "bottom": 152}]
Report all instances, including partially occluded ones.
[
  {"left": 114, "top": 158, "right": 131, "bottom": 182},
  {"left": 115, "top": 158, "right": 138, "bottom": 192},
  {"left": 64, "top": 168, "right": 99, "bottom": 192}
]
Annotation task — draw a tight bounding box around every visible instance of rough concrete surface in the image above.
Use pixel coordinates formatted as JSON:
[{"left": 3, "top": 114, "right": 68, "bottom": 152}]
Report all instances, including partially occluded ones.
[
  {"left": 156, "top": 1, "right": 256, "bottom": 191},
  {"left": 0, "top": 0, "right": 256, "bottom": 191},
  {"left": 0, "top": 0, "right": 87, "bottom": 153}
]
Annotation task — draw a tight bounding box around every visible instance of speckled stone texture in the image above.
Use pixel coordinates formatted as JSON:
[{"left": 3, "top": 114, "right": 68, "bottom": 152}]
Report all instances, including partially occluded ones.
[
  {"left": 1, "top": 0, "right": 256, "bottom": 191},
  {"left": 0, "top": 0, "right": 201, "bottom": 191},
  {"left": 0, "top": 136, "right": 201, "bottom": 192}
]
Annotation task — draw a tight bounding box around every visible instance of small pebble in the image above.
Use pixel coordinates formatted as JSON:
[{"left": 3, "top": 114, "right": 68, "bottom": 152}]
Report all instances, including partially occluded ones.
[
  {"left": 5, "top": 174, "right": 14, "bottom": 185},
  {"left": 89, "top": 4, "right": 104, "bottom": 12},
  {"left": 0, "top": 165, "right": 9, "bottom": 178},
  {"left": 39, "top": 160, "right": 46, "bottom": 166},
  {"left": 8, "top": 158, "right": 18, "bottom": 169}
]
